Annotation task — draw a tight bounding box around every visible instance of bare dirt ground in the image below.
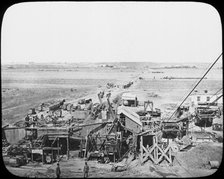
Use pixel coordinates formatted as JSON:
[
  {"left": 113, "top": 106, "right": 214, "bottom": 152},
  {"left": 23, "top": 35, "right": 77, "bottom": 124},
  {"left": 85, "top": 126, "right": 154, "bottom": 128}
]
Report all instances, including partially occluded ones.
[
  {"left": 2, "top": 64, "right": 222, "bottom": 177},
  {"left": 6, "top": 142, "right": 219, "bottom": 178}
]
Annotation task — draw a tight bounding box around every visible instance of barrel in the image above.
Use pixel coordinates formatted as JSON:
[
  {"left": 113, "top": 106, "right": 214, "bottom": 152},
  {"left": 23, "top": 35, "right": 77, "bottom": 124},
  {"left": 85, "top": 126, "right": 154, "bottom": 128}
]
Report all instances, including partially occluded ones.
[{"left": 209, "top": 161, "right": 219, "bottom": 169}]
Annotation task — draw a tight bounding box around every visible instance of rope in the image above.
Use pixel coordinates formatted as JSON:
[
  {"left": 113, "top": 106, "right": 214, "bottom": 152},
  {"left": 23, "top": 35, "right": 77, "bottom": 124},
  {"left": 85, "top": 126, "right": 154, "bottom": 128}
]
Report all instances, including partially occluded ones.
[{"left": 168, "top": 53, "right": 223, "bottom": 121}]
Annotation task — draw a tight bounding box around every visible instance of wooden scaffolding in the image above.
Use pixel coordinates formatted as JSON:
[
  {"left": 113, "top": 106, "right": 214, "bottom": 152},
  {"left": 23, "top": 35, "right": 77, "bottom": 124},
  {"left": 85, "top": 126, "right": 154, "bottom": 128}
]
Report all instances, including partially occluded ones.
[{"left": 139, "top": 131, "right": 173, "bottom": 165}]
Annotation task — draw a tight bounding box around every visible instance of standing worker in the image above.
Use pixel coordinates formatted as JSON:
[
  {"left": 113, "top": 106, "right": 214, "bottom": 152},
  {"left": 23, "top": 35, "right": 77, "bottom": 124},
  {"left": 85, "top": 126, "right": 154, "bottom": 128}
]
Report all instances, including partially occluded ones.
[
  {"left": 56, "top": 162, "right": 61, "bottom": 178},
  {"left": 25, "top": 114, "right": 30, "bottom": 127},
  {"left": 83, "top": 161, "right": 89, "bottom": 178},
  {"left": 40, "top": 103, "right": 44, "bottom": 111}
]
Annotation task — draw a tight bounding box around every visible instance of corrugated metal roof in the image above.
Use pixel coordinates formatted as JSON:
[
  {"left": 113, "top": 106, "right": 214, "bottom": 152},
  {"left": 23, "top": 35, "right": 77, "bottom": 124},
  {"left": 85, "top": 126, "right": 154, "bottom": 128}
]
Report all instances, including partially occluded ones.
[{"left": 117, "top": 106, "right": 142, "bottom": 126}]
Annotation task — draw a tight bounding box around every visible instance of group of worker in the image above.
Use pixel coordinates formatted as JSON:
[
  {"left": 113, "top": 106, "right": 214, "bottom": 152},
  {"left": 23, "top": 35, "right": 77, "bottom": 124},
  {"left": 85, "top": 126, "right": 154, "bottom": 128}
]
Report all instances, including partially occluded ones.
[{"left": 56, "top": 161, "right": 89, "bottom": 178}]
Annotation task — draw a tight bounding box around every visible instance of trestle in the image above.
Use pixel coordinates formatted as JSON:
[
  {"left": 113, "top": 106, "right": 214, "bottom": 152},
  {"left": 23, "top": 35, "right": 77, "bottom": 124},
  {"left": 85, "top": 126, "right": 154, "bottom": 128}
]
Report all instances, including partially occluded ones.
[{"left": 140, "top": 135, "right": 173, "bottom": 165}]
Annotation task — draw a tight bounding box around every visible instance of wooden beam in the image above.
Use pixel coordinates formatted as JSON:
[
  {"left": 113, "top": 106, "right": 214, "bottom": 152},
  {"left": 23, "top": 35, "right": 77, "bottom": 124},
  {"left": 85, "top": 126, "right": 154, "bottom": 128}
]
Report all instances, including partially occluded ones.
[
  {"left": 3, "top": 127, "right": 27, "bottom": 130},
  {"left": 73, "top": 121, "right": 112, "bottom": 128},
  {"left": 42, "top": 147, "right": 61, "bottom": 150}
]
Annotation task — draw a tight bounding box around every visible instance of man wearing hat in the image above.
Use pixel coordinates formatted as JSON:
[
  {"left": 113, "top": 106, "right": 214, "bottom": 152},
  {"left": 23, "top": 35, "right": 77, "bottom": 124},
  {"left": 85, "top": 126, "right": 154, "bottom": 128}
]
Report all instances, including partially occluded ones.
[{"left": 56, "top": 162, "right": 61, "bottom": 178}]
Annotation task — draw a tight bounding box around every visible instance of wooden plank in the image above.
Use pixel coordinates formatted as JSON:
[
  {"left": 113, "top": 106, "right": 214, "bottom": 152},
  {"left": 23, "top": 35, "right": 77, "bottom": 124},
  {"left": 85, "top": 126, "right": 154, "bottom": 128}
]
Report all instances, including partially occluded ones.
[{"left": 42, "top": 147, "right": 61, "bottom": 150}]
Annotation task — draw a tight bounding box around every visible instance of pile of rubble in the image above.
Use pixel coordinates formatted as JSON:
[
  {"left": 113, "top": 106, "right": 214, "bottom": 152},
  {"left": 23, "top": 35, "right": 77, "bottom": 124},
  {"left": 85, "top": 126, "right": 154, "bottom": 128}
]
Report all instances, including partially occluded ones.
[{"left": 175, "top": 142, "right": 222, "bottom": 169}]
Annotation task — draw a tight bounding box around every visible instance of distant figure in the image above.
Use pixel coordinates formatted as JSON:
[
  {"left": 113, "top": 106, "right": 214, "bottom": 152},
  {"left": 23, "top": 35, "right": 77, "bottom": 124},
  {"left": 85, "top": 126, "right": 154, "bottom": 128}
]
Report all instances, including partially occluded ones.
[
  {"left": 41, "top": 114, "right": 44, "bottom": 120},
  {"left": 25, "top": 115, "right": 30, "bottom": 127},
  {"left": 83, "top": 161, "right": 89, "bottom": 178},
  {"left": 40, "top": 103, "right": 44, "bottom": 111},
  {"left": 56, "top": 162, "right": 61, "bottom": 178}
]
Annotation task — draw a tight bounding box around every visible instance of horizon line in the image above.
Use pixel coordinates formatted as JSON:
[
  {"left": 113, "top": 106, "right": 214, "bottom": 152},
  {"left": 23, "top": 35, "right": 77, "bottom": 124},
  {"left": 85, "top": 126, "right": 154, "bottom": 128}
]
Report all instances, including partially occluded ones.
[{"left": 2, "top": 61, "right": 222, "bottom": 65}]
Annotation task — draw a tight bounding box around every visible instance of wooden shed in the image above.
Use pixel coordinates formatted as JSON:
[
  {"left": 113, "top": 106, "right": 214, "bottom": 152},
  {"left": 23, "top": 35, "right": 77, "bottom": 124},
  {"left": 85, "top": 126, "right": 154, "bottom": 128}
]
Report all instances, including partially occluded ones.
[{"left": 117, "top": 106, "right": 142, "bottom": 133}]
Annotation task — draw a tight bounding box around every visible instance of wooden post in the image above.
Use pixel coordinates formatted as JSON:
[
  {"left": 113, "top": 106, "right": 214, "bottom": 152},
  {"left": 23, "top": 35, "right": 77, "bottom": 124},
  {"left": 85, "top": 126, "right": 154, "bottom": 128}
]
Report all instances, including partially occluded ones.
[
  {"left": 57, "top": 137, "right": 59, "bottom": 159},
  {"left": 51, "top": 148, "right": 53, "bottom": 164},
  {"left": 42, "top": 150, "right": 44, "bottom": 164},
  {"left": 80, "top": 139, "right": 83, "bottom": 157},
  {"left": 67, "top": 135, "right": 70, "bottom": 160},
  {"left": 154, "top": 136, "right": 158, "bottom": 164},
  {"left": 25, "top": 129, "right": 27, "bottom": 139},
  {"left": 186, "top": 120, "right": 188, "bottom": 136},
  {"left": 84, "top": 136, "right": 88, "bottom": 159},
  {"left": 31, "top": 150, "right": 33, "bottom": 163},
  {"left": 114, "top": 149, "right": 115, "bottom": 162},
  {"left": 140, "top": 136, "right": 143, "bottom": 164},
  {"left": 84, "top": 129, "right": 89, "bottom": 159},
  {"left": 118, "top": 140, "right": 121, "bottom": 159},
  {"left": 169, "top": 146, "right": 172, "bottom": 165}
]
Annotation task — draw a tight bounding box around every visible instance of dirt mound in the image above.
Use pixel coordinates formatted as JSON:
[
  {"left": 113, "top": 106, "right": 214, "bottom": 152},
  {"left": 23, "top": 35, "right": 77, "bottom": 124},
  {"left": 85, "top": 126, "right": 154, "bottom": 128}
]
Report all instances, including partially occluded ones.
[{"left": 175, "top": 142, "right": 222, "bottom": 169}]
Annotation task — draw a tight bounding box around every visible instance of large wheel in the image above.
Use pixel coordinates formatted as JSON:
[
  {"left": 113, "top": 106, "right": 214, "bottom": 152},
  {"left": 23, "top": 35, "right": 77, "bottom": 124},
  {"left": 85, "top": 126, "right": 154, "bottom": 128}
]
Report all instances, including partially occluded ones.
[{"left": 45, "top": 154, "right": 52, "bottom": 164}]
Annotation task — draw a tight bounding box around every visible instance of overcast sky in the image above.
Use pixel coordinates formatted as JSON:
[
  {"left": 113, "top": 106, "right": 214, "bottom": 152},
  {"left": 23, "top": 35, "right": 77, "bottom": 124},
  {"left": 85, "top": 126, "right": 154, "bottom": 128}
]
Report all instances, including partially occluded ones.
[{"left": 1, "top": 2, "right": 222, "bottom": 64}]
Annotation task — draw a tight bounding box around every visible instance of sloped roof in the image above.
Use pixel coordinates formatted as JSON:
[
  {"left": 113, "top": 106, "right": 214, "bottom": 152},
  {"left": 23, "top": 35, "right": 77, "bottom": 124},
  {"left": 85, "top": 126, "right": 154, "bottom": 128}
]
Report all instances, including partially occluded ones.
[
  {"left": 121, "top": 93, "right": 137, "bottom": 100},
  {"left": 2, "top": 120, "right": 9, "bottom": 128},
  {"left": 117, "top": 106, "right": 142, "bottom": 126}
]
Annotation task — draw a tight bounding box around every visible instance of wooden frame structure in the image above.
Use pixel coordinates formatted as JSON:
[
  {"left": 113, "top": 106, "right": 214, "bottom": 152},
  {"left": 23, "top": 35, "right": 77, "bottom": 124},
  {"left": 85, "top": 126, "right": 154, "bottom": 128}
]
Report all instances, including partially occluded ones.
[
  {"left": 139, "top": 133, "right": 173, "bottom": 165},
  {"left": 29, "top": 127, "right": 70, "bottom": 163}
]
